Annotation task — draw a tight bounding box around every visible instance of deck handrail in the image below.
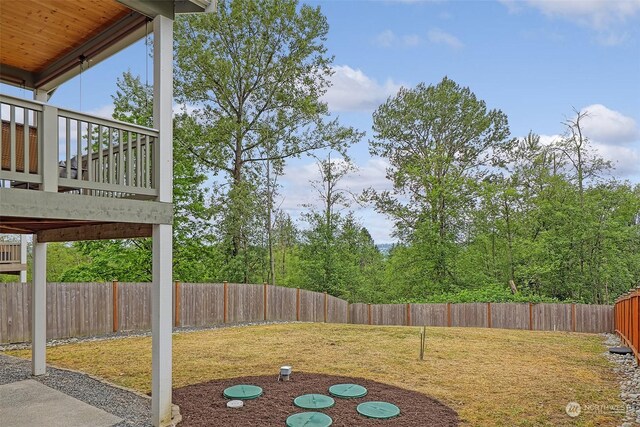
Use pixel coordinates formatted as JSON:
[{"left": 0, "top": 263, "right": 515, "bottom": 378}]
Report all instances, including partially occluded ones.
[
  {"left": 1, "top": 94, "right": 158, "bottom": 136},
  {"left": 0, "top": 243, "right": 21, "bottom": 264},
  {"left": 1, "top": 93, "right": 159, "bottom": 199}
]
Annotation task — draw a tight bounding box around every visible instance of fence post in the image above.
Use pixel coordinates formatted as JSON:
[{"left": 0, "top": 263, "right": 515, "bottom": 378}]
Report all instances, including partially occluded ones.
[
  {"left": 447, "top": 303, "right": 452, "bottom": 327},
  {"left": 174, "top": 281, "right": 181, "bottom": 327},
  {"left": 324, "top": 291, "right": 328, "bottom": 323},
  {"left": 529, "top": 302, "right": 533, "bottom": 331},
  {"left": 296, "top": 288, "right": 300, "bottom": 321},
  {"left": 346, "top": 302, "right": 350, "bottom": 324},
  {"left": 368, "top": 303, "right": 372, "bottom": 325},
  {"left": 487, "top": 302, "right": 492, "bottom": 328},
  {"left": 263, "top": 282, "right": 268, "bottom": 321},
  {"left": 223, "top": 281, "right": 228, "bottom": 323},
  {"left": 406, "top": 303, "right": 411, "bottom": 326},
  {"left": 112, "top": 280, "right": 119, "bottom": 332},
  {"left": 571, "top": 303, "right": 576, "bottom": 332}
]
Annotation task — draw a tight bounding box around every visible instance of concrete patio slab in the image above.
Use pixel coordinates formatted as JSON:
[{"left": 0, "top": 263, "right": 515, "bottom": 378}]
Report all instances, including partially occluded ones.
[{"left": 0, "top": 379, "right": 122, "bottom": 427}]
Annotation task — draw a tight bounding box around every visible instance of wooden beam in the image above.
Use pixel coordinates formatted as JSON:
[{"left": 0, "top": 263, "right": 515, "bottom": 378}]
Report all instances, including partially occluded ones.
[
  {"left": 0, "top": 189, "right": 173, "bottom": 224},
  {"left": 0, "top": 263, "right": 27, "bottom": 273},
  {"left": 37, "top": 223, "right": 152, "bottom": 243}
]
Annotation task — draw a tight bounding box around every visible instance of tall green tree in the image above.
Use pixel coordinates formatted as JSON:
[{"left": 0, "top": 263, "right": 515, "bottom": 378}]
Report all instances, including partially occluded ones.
[
  {"left": 174, "top": 0, "right": 362, "bottom": 281},
  {"left": 370, "top": 77, "right": 512, "bottom": 295}
]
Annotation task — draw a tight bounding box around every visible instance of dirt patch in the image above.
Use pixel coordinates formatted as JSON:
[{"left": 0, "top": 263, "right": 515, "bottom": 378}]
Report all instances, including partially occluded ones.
[{"left": 173, "top": 372, "right": 459, "bottom": 426}]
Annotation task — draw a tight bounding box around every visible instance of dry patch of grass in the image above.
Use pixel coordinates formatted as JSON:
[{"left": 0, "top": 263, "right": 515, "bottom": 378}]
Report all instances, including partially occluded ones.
[{"left": 4, "top": 324, "right": 622, "bottom": 426}]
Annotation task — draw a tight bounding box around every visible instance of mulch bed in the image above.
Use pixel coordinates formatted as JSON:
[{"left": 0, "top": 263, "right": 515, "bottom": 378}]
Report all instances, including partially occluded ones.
[{"left": 173, "top": 372, "right": 459, "bottom": 426}]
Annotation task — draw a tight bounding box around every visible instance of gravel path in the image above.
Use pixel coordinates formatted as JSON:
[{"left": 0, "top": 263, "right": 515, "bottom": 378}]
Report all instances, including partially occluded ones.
[
  {"left": 0, "top": 321, "right": 296, "bottom": 352},
  {"left": 0, "top": 321, "right": 294, "bottom": 427},
  {"left": 0, "top": 353, "right": 151, "bottom": 427},
  {"left": 602, "top": 333, "right": 640, "bottom": 426}
]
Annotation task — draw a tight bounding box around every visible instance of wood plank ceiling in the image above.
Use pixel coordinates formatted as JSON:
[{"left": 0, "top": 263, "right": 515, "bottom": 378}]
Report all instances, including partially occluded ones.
[{"left": 0, "top": 0, "right": 131, "bottom": 73}]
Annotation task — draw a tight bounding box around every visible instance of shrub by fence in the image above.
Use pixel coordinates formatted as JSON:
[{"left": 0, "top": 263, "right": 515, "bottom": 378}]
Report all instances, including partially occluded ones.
[
  {"left": 615, "top": 287, "right": 640, "bottom": 365},
  {"left": 0, "top": 281, "right": 614, "bottom": 344}
]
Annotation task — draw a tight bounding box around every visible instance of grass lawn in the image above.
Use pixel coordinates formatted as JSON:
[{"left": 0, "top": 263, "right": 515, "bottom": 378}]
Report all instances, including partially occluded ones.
[{"left": 4, "top": 323, "right": 623, "bottom": 426}]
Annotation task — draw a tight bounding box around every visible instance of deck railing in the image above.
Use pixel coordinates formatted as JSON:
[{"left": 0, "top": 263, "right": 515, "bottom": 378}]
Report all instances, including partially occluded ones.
[
  {"left": 1, "top": 94, "right": 159, "bottom": 199},
  {"left": 615, "top": 288, "right": 640, "bottom": 365},
  {"left": 0, "top": 243, "right": 21, "bottom": 264}
]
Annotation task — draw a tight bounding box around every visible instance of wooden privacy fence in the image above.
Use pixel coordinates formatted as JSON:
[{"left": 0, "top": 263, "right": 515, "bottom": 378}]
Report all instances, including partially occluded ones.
[
  {"left": 615, "top": 287, "right": 640, "bottom": 365},
  {"left": 0, "top": 281, "right": 613, "bottom": 344},
  {"left": 348, "top": 302, "right": 613, "bottom": 333}
]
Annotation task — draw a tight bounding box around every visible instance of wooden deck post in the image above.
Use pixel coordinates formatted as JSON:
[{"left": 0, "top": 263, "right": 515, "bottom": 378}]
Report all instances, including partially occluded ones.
[
  {"left": 112, "top": 280, "right": 119, "bottom": 332},
  {"left": 296, "top": 288, "right": 300, "bottom": 321},
  {"left": 174, "top": 281, "right": 181, "bottom": 327},
  {"left": 223, "top": 281, "right": 228, "bottom": 323},
  {"left": 19, "top": 234, "right": 27, "bottom": 283},
  {"left": 263, "top": 282, "right": 268, "bottom": 321},
  {"left": 324, "top": 291, "right": 328, "bottom": 323}
]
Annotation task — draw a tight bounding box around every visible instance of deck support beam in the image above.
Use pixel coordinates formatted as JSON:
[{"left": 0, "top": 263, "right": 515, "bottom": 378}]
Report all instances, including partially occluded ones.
[
  {"left": 31, "top": 236, "right": 46, "bottom": 376},
  {"left": 151, "top": 13, "right": 173, "bottom": 427},
  {"left": 19, "top": 234, "right": 27, "bottom": 282},
  {"left": 31, "top": 88, "right": 50, "bottom": 377}
]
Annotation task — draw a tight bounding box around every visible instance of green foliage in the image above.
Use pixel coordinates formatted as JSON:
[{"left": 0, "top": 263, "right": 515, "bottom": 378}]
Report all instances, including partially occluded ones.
[
  {"left": 403, "top": 284, "right": 559, "bottom": 304},
  {"left": 41, "top": 15, "right": 638, "bottom": 307},
  {"left": 60, "top": 240, "right": 151, "bottom": 282}
]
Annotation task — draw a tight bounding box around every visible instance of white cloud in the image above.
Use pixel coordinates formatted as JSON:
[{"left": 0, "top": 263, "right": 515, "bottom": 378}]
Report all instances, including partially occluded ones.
[
  {"left": 374, "top": 30, "right": 422, "bottom": 48},
  {"left": 592, "top": 142, "right": 640, "bottom": 177},
  {"left": 402, "top": 34, "right": 422, "bottom": 47},
  {"left": 427, "top": 28, "right": 464, "bottom": 49},
  {"left": 501, "top": 0, "right": 640, "bottom": 29},
  {"left": 374, "top": 30, "right": 397, "bottom": 47},
  {"left": 532, "top": 105, "right": 640, "bottom": 179},
  {"left": 323, "top": 65, "right": 402, "bottom": 112},
  {"left": 579, "top": 104, "right": 639, "bottom": 145},
  {"left": 538, "top": 134, "right": 562, "bottom": 146},
  {"left": 596, "top": 32, "right": 629, "bottom": 46}
]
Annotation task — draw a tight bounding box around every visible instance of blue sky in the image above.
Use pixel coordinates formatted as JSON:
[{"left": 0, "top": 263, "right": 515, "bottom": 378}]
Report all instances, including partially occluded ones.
[{"left": 3, "top": 0, "right": 639, "bottom": 243}]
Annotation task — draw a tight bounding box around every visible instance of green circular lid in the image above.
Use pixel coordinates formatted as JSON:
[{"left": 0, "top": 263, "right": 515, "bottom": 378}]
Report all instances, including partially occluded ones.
[
  {"left": 357, "top": 401, "right": 400, "bottom": 419},
  {"left": 223, "top": 384, "right": 263, "bottom": 400},
  {"left": 293, "top": 394, "right": 335, "bottom": 410},
  {"left": 328, "top": 383, "right": 367, "bottom": 399},
  {"left": 286, "top": 412, "right": 333, "bottom": 427}
]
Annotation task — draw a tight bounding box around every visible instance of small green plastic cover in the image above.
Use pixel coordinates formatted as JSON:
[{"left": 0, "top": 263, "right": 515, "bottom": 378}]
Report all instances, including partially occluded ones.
[
  {"left": 293, "top": 394, "right": 335, "bottom": 409},
  {"left": 328, "top": 383, "right": 367, "bottom": 399},
  {"left": 223, "top": 384, "right": 263, "bottom": 400},
  {"left": 357, "top": 401, "right": 400, "bottom": 419},
  {"left": 286, "top": 412, "right": 333, "bottom": 427}
]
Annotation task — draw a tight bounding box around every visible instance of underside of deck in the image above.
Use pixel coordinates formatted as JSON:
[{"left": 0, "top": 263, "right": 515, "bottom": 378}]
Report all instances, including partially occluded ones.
[{"left": 0, "top": 188, "right": 171, "bottom": 241}]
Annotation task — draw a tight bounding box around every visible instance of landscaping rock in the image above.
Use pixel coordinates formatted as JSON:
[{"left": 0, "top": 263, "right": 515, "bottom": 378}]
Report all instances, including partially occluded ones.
[{"left": 602, "top": 333, "right": 640, "bottom": 427}]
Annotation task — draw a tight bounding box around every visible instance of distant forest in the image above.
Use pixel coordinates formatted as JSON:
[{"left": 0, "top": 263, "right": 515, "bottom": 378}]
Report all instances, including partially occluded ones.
[{"left": 3, "top": 0, "right": 638, "bottom": 305}]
